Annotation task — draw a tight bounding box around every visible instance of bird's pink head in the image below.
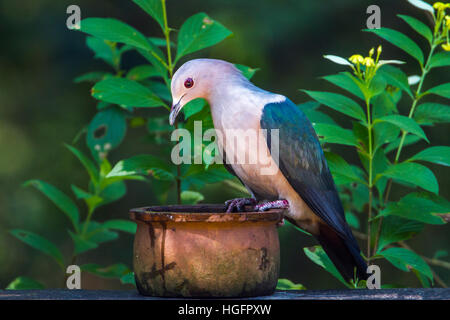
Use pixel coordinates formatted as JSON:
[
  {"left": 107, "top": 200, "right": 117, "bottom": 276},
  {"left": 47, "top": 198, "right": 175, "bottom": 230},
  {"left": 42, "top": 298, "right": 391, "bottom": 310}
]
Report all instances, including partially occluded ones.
[{"left": 169, "top": 58, "right": 243, "bottom": 125}]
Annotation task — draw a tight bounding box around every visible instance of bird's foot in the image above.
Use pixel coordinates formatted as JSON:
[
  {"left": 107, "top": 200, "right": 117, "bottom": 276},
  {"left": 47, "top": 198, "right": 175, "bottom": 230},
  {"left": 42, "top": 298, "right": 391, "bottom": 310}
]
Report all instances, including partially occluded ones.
[
  {"left": 254, "top": 199, "right": 289, "bottom": 212},
  {"left": 225, "top": 198, "right": 257, "bottom": 213}
]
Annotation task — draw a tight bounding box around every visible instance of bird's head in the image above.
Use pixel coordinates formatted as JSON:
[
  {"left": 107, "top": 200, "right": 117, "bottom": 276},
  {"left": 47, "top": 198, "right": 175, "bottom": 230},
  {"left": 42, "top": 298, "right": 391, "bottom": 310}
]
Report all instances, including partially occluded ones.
[{"left": 169, "top": 58, "right": 242, "bottom": 125}]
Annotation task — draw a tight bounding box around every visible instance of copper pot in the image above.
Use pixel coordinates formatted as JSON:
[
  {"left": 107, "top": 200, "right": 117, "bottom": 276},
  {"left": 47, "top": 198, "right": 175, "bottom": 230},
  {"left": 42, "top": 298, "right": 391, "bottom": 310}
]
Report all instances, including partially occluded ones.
[{"left": 130, "top": 204, "right": 282, "bottom": 297}]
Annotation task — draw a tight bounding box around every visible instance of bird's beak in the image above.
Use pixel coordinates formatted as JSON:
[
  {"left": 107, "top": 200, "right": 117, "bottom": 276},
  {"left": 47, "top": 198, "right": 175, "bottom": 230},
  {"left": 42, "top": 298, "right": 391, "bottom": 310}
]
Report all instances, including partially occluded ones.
[{"left": 169, "top": 96, "right": 184, "bottom": 126}]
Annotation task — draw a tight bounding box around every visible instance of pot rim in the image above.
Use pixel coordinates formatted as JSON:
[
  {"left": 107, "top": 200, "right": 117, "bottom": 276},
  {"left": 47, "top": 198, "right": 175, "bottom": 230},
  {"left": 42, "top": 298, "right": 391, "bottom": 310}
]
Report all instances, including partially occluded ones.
[{"left": 130, "top": 204, "right": 284, "bottom": 223}]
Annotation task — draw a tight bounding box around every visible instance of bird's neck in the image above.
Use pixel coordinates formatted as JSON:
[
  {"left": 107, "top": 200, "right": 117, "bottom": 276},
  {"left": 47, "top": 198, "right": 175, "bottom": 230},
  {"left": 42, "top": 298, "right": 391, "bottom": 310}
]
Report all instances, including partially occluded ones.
[
  {"left": 208, "top": 80, "right": 284, "bottom": 113},
  {"left": 207, "top": 80, "right": 286, "bottom": 133}
]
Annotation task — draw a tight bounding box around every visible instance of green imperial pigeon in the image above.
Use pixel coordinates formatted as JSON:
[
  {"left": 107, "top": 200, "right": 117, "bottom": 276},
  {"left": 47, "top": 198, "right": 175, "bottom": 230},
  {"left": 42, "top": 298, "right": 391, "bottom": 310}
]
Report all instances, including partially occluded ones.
[{"left": 169, "top": 58, "right": 368, "bottom": 282}]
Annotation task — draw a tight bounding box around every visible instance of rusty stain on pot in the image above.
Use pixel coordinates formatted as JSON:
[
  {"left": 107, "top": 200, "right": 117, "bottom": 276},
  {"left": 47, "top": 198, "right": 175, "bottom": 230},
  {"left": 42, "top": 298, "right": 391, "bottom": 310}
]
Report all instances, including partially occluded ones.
[{"left": 130, "top": 204, "right": 283, "bottom": 297}]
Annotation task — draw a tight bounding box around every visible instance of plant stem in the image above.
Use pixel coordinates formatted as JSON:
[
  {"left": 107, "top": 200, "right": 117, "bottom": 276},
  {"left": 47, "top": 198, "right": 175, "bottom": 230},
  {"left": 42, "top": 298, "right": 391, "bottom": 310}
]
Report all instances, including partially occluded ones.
[
  {"left": 161, "top": 0, "right": 181, "bottom": 204},
  {"left": 365, "top": 97, "right": 374, "bottom": 263},
  {"left": 81, "top": 207, "right": 95, "bottom": 236},
  {"left": 162, "top": 0, "right": 173, "bottom": 77},
  {"left": 375, "top": 42, "right": 438, "bottom": 251}
]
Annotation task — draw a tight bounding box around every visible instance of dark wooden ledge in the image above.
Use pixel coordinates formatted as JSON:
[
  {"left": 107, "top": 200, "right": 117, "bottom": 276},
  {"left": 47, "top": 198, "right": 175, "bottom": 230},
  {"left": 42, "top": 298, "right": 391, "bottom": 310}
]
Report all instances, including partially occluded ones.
[{"left": 0, "top": 288, "right": 449, "bottom": 300}]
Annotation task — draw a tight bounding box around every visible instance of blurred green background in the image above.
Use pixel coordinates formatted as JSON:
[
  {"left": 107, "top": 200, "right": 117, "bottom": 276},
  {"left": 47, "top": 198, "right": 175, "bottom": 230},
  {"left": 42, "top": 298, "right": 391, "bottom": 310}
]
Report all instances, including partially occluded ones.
[{"left": 0, "top": 0, "right": 448, "bottom": 290}]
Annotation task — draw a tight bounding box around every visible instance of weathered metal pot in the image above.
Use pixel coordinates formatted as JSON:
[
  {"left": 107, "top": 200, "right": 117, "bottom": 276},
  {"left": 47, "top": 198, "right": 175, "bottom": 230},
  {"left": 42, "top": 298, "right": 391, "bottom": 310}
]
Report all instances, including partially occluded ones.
[{"left": 130, "top": 204, "right": 282, "bottom": 297}]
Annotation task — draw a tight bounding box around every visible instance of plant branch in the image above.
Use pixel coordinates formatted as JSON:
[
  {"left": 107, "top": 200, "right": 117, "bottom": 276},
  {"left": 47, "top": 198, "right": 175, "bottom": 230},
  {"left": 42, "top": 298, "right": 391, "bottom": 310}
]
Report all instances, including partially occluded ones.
[
  {"left": 365, "top": 96, "right": 374, "bottom": 263},
  {"left": 375, "top": 41, "right": 438, "bottom": 252},
  {"left": 400, "top": 241, "right": 450, "bottom": 270},
  {"left": 161, "top": 0, "right": 181, "bottom": 204}
]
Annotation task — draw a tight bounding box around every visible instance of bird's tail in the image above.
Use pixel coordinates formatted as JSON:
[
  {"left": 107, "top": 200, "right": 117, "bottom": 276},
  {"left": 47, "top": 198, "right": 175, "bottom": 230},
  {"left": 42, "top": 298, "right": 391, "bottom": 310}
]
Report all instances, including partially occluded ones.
[{"left": 315, "top": 223, "right": 368, "bottom": 282}]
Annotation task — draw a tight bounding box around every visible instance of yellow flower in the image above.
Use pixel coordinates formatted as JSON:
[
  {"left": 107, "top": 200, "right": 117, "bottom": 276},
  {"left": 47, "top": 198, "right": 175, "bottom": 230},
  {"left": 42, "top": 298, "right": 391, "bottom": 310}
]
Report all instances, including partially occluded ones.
[
  {"left": 442, "top": 43, "right": 450, "bottom": 51},
  {"left": 377, "top": 45, "right": 382, "bottom": 55},
  {"left": 433, "top": 2, "right": 446, "bottom": 10},
  {"left": 363, "top": 57, "right": 375, "bottom": 67},
  {"left": 349, "top": 54, "right": 364, "bottom": 64},
  {"left": 369, "top": 48, "right": 374, "bottom": 57}
]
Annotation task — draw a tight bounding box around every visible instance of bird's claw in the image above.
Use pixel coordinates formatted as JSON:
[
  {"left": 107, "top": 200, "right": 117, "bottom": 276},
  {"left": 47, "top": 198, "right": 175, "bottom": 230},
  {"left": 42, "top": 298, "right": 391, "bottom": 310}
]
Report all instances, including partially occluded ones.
[
  {"left": 254, "top": 199, "right": 289, "bottom": 212},
  {"left": 225, "top": 198, "right": 257, "bottom": 213}
]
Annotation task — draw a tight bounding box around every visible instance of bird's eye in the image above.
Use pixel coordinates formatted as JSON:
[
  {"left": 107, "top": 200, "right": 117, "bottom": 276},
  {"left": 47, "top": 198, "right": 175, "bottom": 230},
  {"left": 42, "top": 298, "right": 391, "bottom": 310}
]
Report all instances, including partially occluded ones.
[{"left": 184, "top": 77, "right": 194, "bottom": 88}]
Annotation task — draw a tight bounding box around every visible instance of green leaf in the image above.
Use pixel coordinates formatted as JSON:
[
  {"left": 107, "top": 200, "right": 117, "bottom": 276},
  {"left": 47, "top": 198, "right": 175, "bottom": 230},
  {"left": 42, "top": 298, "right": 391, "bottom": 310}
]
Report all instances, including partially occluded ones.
[
  {"left": 182, "top": 164, "right": 233, "bottom": 189},
  {"left": 71, "top": 184, "right": 94, "bottom": 199},
  {"left": 133, "top": 0, "right": 164, "bottom": 31},
  {"left": 6, "top": 277, "right": 45, "bottom": 290},
  {"left": 414, "top": 103, "right": 450, "bottom": 125},
  {"left": 379, "top": 193, "right": 447, "bottom": 225},
  {"left": 23, "top": 180, "right": 80, "bottom": 231},
  {"left": 365, "top": 28, "right": 424, "bottom": 66},
  {"left": 433, "top": 250, "right": 448, "bottom": 259},
  {"left": 372, "top": 87, "right": 402, "bottom": 118},
  {"left": 372, "top": 148, "right": 390, "bottom": 196},
  {"left": 181, "top": 190, "right": 205, "bottom": 204},
  {"left": 398, "top": 14, "right": 433, "bottom": 44},
  {"left": 303, "top": 90, "right": 366, "bottom": 122},
  {"left": 409, "top": 146, "right": 450, "bottom": 166},
  {"left": 377, "top": 65, "right": 413, "bottom": 99},
  {"left": 80, "top": 18, "right": 153, "bottom": 51},
  {"left": 324, "top": 152, "right": 366, "bottom": 185},
  {"left": 69, "top": 231, "right": 98, "bottom": 254},
  {"left": 234, "top": 64, "right": 259, "bottom": 80},
  {"left": 136, "top": 48, "right": 168, "bottom": 80},
  {"left": 374, "top": 115, "right": 428, "bottom": 142},
  {"left": 298, "top": 101, "right": 337, "bottom": 125},
  {"left": 175, "top": 13, "right": 232, "bottom": 62},
  {"left": 322, "top": 72, "right": 365, "bottom": 100},
  {"left": 103, "top": 219, "right": 137, "bottom": 234},
  {"left": 70, "top": 185, "right": 103, "bottom": 212},
  {"left": 74, "top": 71, "right": 110, "bottom": 84},
  {"left": 86, "top": 221, "right": 118, "bottom": 244},
  {"left": 10, "top": 229, "right": 64, "bottom": 268},
  {"left": 103, "top": 178, "right": 127, "bottom": 199},
  {"left": 368, "top": 73, "right": 388, "bottom": 97},
  {"left": 126, "top": 65, "right": 159, "bottom": 81},
  {"left": 297, "top": 101, "right": 320, "bottom": 112},
  {"left": 120, "top": 272, "right": 136, "bottom": 285},
  {"left": 429, "top": 51, "right": 450, "bottom": 69},
  {"left": 378, "top": 216, "right": 423, "bottom": 252},
  {"left": 107, "top": 154, "right": 174, "bottom": 181},
  {"left": 345, "top": 212, "right": 360, "bottom": 229},
  {"left": 92, "top": 78, "right": 164, "bottom": 107},
  {"left": 378, "top": 162, "right": 438, "bottom": 194},
  {"left": 69, "top": 221, "right": 119, "bottom": 254},
  {"left": 373, "top": 122, "right": 400, "bottom": 151},
  {"left": 304, "top": 246, "right": 349, "bottom": 287},
  {"left": 81, "top": 263, "right": 131, "bottom": 279},
  {"left": 303, "top": 110, "right": 337, "bottom": 126},
  {"left": 65, "top": 144, "right": 99, "bottom": 186},
  {"left": 149, "top": 37, "right": 173, "bottom": 47},
  {"left": 385, "top": 135, "right": 421, "bottom": 153},
  {"left": 87, "top": 107, "right": 127, "bottom": 159},
  {"left": 426, "top": 83, "right": 450, "bottom": 99},
  {"left": 86, "top": 37, "right": 117, "bottom": 68},
  {"left": 276, "top": 278, "right": 306, "bottom": 290},
  {"left": 145, "top": 81, "right": 171, "bottom": 101},
  {"left": 414, "top": 269, "right": 432, "bottom": 288},
  {"left": 380, "top": 247, "right": 433, "bottom": 282},
  {"left": 313, "top": 123, "right": 359, "bottom": 147},
  {"left": 182, "top": 98, "right": 207, "bottom": 119}
]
